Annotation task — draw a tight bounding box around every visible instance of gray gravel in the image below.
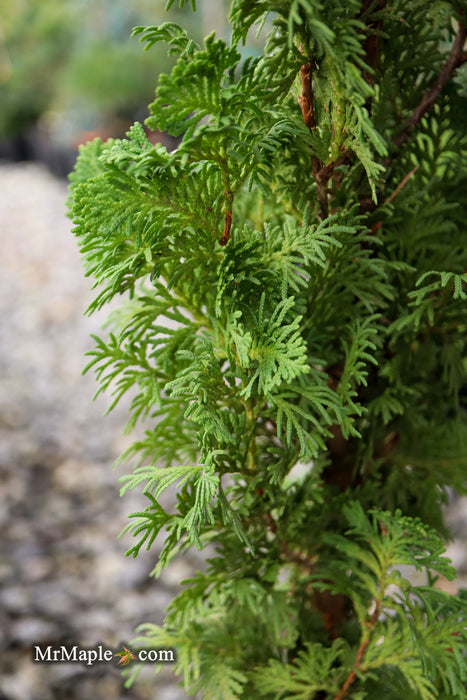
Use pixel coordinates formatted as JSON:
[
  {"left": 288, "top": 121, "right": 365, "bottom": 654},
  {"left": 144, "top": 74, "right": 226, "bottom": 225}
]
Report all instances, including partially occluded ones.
[{"left": 0, "top": 161, "right": 466, "bottom": 700}]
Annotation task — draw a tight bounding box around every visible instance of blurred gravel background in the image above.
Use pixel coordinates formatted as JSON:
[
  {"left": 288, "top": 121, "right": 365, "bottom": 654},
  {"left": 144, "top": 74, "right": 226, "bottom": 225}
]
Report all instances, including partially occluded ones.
[{"left": 0, "top": 161, "right": 465, "bottom": 699}]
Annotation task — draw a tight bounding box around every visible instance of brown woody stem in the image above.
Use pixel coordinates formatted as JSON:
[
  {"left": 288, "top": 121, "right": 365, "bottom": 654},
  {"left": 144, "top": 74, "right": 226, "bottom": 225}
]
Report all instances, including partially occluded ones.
[
  {"left": 299, "top": 60, "right": 329, "bottom": 218},
  {"left": 332, "top": 602, "right": 381, "bottom": 700},
  {"left": 316, "top": 152, "right": 352, "bottom": 185},
  {"left": 299, "top": 62, "right": 316, "bottom": 131},
  {"left": 219, "top": 206, "right": 232, "bottom": 246},
  {"left": 383, "top": 164, "right": 419, "bottom": 205},
  {"left": 360, "top": 0, "right": 388, "bottom": 87}
]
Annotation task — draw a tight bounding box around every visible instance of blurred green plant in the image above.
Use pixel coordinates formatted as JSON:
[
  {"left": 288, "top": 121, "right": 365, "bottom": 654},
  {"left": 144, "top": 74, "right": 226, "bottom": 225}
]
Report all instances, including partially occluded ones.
[
  {"left": 0, "top": 0, "right": 76, "bottom": 137},
  {"left": 53, "top": 39, "right": 166, "bottom": 127},
  {"left": 0, "top": 0, "right": 202, "bottom": 142}
]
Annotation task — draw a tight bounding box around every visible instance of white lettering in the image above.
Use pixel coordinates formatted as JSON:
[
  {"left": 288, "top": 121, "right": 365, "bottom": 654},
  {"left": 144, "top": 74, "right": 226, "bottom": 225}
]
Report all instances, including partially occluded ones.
[
  {"left": 34, "top": 643, "right": 139, "bottom": 665},
  {"left": 61, "top": 646, "right": 77, "bottom": 662},
  {"left": 34, "top": 646, "right": 52, "bottom": 662},
  {"left": 86, "top": 650, "right": 98, "bottom": 666}
]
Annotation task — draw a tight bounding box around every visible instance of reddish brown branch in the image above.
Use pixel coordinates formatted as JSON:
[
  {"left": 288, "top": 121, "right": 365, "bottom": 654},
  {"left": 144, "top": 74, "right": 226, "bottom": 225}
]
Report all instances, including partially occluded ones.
[
  {"left": 390, "top": 20, "right": 467, "bottom": 154},
  {"left": 332, "top": 643, "right": 369, "bottom": 700},
  {"left": 299, "top": 59, "right": 329, "bottom": 218},
  {"left": 299, "top": 62, "right": 316, "bottom": 131},
  {"left": 316, "top": 151, "right": 352, "bottom": 185},
  {"left": 383, "top": 164, "right": 419, "bottom": 205},
  {"left": 360, "top": 0, "right": 388, "bottom": 87},
  {"left": 332, "top": 602, "right": 381, "bottom": 700},
  {"left": 219, "top": 181, "right": 233, "bottom": 245},
  {"left": 219, "top": 207, "right": 232, "bottom": 246}
]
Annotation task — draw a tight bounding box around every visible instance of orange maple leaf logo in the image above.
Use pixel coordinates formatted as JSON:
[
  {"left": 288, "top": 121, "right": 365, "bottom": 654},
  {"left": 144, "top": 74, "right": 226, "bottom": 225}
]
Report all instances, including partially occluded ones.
[{"left": 115, "top": 645, "right": 136, "bottom": 666}]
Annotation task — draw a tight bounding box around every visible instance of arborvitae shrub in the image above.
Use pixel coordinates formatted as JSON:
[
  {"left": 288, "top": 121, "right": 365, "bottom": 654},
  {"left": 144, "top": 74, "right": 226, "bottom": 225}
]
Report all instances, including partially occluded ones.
[{"left": 68, "top": 1, "right": 467, "bottom": 698}]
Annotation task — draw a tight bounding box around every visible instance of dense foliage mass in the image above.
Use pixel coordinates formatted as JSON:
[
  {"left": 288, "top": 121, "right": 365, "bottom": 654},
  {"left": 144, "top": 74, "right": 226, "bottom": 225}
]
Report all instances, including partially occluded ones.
[{"left": 68, "top": 1, "right": 467, "bottom": 697}]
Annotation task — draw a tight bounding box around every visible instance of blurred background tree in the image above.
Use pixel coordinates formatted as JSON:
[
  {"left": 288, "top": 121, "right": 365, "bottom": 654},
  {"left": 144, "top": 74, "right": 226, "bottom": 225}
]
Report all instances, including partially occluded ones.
[
  {"left": 0, "top": 0, "right": 231, "bottom": 171},
  {"left": 0, "top": 0, "right": 76, "bottom": 139}
]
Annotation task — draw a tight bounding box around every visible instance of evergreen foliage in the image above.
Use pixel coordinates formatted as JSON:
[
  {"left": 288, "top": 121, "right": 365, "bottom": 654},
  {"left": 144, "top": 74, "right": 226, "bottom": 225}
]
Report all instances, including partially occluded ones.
[{"left": 68, "top": 0, "right": 467, "bottom": 697}]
